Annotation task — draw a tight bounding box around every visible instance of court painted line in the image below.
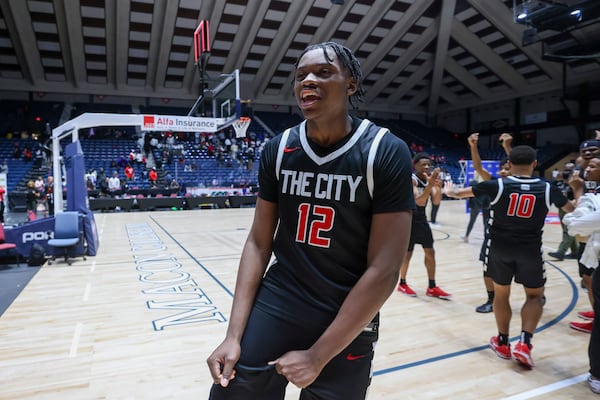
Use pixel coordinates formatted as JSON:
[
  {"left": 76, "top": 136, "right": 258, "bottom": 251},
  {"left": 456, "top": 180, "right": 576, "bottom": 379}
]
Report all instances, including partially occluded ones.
[
  {"left": 151, "top": 217, "right": 579, "bottom": 378},
  {"left": 69, "top": 323, "right": 83, "bottom": 358},
  {"left": 501, "top": 373, "right": 588, "bottom": 399},
  {"left": 89, "top": 259, "right": 96, "bottom": 273},
  {"left": 82, "top": 283, "right": 91, "bottom": 301},
  {"left": 150, "top": 215, "right": 234, "bottom": 297},
  {"left": 374, "top": 260, "right": 578, "bottom": 377}
]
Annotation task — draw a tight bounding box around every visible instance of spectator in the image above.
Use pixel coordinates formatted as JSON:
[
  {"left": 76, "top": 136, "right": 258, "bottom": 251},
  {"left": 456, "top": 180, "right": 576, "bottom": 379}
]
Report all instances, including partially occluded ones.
[
  {"left": 12, "top": 142, "right": 21, "bottom": 158},
  {"left": 25, "top": 180, "right": 40, "bottom": 221},
  {"left": 23, "top": 146, "right": 32, "bottom": 161},
  {"left": 148, "top": 167, "right": 158, "bottom": 188},
  {"left": 124, "top": 164, "right": 134, "bottom": 181},
  {"left": 34, "top": 176, "right": 45, "bottom": 195},
  {"left": 108, "top": 171, "right": 121, "bottom": 194},
  {"left": 0, "top": 184, "right": 5, "bottom": 223}
]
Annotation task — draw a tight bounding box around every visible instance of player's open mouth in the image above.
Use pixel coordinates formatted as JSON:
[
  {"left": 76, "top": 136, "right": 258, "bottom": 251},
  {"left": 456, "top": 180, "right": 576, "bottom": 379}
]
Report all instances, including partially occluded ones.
[{"left": 299, "top": 91, "right": 320, "bottom": 107}]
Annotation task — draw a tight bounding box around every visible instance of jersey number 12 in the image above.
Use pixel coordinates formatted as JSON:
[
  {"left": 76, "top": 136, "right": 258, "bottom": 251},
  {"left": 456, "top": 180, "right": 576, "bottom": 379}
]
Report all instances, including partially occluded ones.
[{"left": 296, "top": 203, "right": 335, "bottom": 248}]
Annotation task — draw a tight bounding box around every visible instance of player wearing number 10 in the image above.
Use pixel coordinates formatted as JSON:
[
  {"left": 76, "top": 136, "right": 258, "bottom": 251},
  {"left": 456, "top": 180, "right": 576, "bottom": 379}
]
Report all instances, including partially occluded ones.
[
  {"left": 445, "top": 145, "right": 574, "bottom": 368},
  {"left": 207, "top": 42, "right": 414, "bottom": 399}
]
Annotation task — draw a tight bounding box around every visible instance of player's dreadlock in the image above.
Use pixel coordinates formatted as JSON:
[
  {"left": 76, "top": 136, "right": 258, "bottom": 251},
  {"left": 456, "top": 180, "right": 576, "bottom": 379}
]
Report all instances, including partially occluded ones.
[{"left": 293, "top": 41, "right": 365, "bottom": 108}]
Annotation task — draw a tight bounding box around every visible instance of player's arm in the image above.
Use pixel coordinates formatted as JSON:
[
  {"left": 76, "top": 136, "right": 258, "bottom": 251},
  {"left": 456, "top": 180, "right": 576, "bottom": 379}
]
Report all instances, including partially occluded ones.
[
  {"left": 206, "top": 197, "right": 278, "bottom": 387},
  {"left": 468, "top": 133, "right": 492, "bottom": 181},
  {"left": 270, "top": 210, "right": 412, "bottom": 389},
  {"left": 560, "top": 200, "right": 575, "bottom": 214},
  {"left": 499, "top": 132, "right": 513, "bottom": 155},
  {"left": 443, "top": 180, "right": 475, "bottom": 199},
  {"left": 414, "top": 168, "right": 440, "bottom": 206},
  {"left": 548, "top": 183, "right": 575, "bottom": 214},
  {"left": 567, "top": 172, "right": 585, "bottom": 202},
  {"left": 564, "top": 194, "right": 595, "bottom": 228},
  {"left": 565, "top": 209, "right": 600, "bottom": 236}
]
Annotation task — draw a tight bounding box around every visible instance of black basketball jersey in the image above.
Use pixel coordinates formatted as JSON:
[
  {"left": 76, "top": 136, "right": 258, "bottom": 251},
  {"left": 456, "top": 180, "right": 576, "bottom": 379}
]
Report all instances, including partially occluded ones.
[
  {"left": 411, "top": 173, "right": 428, "bottom": 222},
  {"left": 257, "top": 117, "right": 414, "bottom": 324},
  {"left": 473, "top": 176, "right": 568, "bottom": 244}
]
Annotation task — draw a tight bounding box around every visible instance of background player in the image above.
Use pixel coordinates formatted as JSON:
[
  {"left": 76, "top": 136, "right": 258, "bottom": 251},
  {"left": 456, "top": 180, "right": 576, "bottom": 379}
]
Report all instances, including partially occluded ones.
[
  {"left": 445, "top": 145, "right": 573, "bottom": 368},
  {"left": 466, "top": 132, "right": 511, "bottom": 313},
  {"left": 397, "top": 152, "right": 451, "bottom": 300}
]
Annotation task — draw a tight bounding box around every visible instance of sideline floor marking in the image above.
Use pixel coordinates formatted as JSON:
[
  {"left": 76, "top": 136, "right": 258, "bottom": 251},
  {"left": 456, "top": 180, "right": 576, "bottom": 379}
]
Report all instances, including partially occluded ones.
[
  {"left": 150, "top": 217, "right": 580, "bottom": 379},
  {"left": 501, "top": 373, "right": 587, "bottom": 399},
  {"left": 69, "top": 323, "right": 83, "bottom": 358}
]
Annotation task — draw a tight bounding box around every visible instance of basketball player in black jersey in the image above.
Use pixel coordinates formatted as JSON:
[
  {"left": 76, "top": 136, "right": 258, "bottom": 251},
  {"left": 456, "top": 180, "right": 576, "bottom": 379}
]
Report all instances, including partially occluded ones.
[
  {"left": 207, "top": 42, "right": 414, "bottom": 400},
  {"left": 467, "top": 132, "right": 512, "bottom": 313},
  {"left": 445, "top": 145, "right": 574, "bottom": 368},
  {"left": 397, "top": 153, "right": 452, "bottom": 299}
]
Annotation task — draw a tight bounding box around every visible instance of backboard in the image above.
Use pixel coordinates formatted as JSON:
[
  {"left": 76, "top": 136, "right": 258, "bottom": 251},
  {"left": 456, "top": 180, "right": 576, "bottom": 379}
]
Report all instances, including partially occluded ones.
[{"left": 208, "top": 69, "right": 241, "bottom": 127}]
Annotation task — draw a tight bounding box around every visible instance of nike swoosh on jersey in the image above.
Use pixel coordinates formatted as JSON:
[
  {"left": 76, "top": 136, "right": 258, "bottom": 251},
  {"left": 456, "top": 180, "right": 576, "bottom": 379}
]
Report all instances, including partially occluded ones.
[
  {"left": 346, "top": 353, "right": 366, "bottom": 361},
  {"left": 283, "top": 146, "right": 301, "bottom": 153}
]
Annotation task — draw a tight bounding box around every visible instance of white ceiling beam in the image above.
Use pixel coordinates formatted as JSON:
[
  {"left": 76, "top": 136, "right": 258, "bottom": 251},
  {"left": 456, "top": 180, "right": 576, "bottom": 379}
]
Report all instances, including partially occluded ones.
[
  {"left": 451, "top": 20, "right": 528, "bottom": 90},
  {"left": 148, "top": 0, "right": 178, "bottom": 91},
  {"left": 427, "top": 0, "right": 456, "bottom": 118},
  {"left": 444, "top": 57, "right": 492, "bottom": 99},
  {"left": 466, "top": 0, "right": 564, "bottom": 80},
  {"left": 253, "top": 1, "right": 315, "bottom": 99},
  {"left": 105, "top": 0, "right": 130, "bottom": 90},
  {"left": 223, "top": 2, "right": 272, "bottom": 74},
  {"left": 359, "top": 0, "right": 435, "bottom": 77},
  {"left": 386, "top": 57, "right": 434, "bottom": 103},
  {"left": 363, "top": 22, "right": 437, "bottom": 103},
  {"left": 439, "top": 85, "right": 460, "bottom": 106},
  {"left": 437, "top": 67, "right": 600, "bottom": 113},
  {"left": 186, "top": 0, "right": 226, "bottom": 98},
  {"left": 54, "top": 0, "right": 86, "bottom": 87},
  {"left": 281, "top": 0, "right": 359, "bottom": 101},
  {"left": 1, "top": 0, "right": 44, "bottom": 84},
  {"left": 408, "top": 87, "right": 430, "bottom": 109}
]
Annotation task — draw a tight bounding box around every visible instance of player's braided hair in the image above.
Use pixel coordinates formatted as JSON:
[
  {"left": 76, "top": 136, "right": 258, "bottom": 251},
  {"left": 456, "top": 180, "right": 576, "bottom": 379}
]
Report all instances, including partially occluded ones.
[{"left": 294, "top": 41, "right": 365, "bottom": 108}]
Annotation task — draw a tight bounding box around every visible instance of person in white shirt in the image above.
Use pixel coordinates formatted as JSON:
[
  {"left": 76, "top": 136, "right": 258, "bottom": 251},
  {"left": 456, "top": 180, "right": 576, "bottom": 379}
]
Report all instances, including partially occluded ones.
[{"left": 108, "top": 171, "right": 121, "bottom": 194}]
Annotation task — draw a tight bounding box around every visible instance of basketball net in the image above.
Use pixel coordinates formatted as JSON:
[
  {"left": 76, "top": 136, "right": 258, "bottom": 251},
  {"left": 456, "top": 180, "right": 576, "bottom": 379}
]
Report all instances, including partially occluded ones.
[{"left": 233, "top": 116, "right": 251, "bottom": 138}]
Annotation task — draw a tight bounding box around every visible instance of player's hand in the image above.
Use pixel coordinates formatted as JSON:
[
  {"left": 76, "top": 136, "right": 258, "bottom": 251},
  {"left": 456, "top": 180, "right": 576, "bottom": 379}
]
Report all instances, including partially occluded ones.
[
  {"left": 567, "top": 171, "right": 584, "bottom": 190},
  {"left": 443, "top": 180, "right": 458, "bottom": 198},
  {"left": 499, "top": 133, "right": 513, "bottom": 145},
  {"left": 428, "top": 167, "right": 442, "bottom": 187},
  {"left": 206, "top": 338, "right": 240, "bottom": 387},
  {"left": 268, "top": 349, "right": 324, "bottom": 389},
  {"left": 468, "top": 133, "right": 479, "bottom": 147}
]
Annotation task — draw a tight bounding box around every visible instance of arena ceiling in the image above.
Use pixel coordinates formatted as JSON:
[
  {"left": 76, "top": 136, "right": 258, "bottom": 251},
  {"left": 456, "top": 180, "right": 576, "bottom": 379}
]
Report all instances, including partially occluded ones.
[{"left": 0, "top": 0, "right": 599, "bottom": 118}]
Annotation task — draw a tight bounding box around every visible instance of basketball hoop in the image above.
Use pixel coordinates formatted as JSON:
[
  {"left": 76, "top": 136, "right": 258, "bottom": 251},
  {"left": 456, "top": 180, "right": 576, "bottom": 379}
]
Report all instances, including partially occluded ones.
[{"left": 233, "top": 117, "right": 251, "bottom": 138}]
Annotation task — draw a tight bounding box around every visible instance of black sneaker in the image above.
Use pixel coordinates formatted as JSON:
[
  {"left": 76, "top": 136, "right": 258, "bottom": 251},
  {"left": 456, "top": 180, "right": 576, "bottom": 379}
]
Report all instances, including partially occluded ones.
[
  {"left": 564, "top": 253, "right": 578, "bottom": 259},
  {"left": 547, "top": 251, "right": 564, "bottom": 261},
  {"left": 476, "top": 302, "right": 493, "bottom": 313}
]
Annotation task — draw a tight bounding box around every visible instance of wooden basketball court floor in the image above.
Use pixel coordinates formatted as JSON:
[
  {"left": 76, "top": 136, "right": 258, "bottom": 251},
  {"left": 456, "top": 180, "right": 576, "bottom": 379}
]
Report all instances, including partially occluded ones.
[{"left": 0, "top": 200, "right": 594, "bottom": 399}]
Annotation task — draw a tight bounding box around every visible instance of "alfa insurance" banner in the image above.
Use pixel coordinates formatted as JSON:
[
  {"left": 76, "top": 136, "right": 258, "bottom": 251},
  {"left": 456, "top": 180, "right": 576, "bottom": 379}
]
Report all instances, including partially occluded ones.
[{"left": 142, "top": 115, "right": 227, "bottom": 132}]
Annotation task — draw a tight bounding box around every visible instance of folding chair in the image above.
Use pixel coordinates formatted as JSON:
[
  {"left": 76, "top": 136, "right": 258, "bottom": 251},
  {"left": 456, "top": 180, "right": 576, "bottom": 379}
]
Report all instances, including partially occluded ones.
[
  {"left": 0, "top": 224, "right": 19, "bottom": 266},
  {"left": 47, "top": 212, "right": 86, "bottom": 265}
]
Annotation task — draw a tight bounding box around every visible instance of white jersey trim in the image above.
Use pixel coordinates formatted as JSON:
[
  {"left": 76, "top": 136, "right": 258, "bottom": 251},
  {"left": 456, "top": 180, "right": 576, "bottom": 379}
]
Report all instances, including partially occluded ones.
[
  {"left": 490, "top": 178, "right": 504, "bottom": 205},
  {"left": 367, "top": 128, "right": 389, "bottom": 199},
  {"left": 299, "top": 119, "right": 371, "bottom": 166},
  {"left": 275, "top": 128, "right": 292, "bottom": 180}
]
